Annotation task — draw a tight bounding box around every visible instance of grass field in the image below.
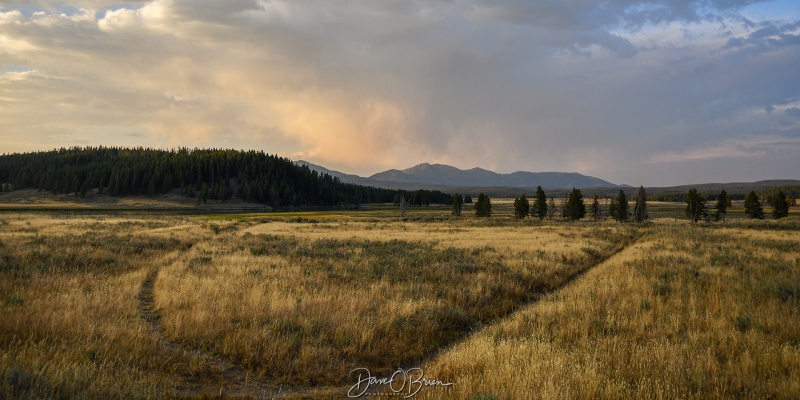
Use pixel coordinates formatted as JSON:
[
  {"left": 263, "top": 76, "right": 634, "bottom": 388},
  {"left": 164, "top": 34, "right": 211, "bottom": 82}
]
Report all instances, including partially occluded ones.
[{"left": 0, "top": 204, "right": 798, "bottom": 399}]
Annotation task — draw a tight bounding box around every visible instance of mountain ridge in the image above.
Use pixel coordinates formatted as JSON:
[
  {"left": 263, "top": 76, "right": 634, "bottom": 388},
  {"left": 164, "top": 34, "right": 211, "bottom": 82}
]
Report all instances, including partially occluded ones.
[{"left": 297, "top": 160, "right": 623, "bottom": 189}]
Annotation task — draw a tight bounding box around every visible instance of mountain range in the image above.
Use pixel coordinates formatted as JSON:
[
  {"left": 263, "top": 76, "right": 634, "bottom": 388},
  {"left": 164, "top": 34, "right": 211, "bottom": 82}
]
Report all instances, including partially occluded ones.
[{"left": 295, "top": 161, "right": 623, "bottom": 190}]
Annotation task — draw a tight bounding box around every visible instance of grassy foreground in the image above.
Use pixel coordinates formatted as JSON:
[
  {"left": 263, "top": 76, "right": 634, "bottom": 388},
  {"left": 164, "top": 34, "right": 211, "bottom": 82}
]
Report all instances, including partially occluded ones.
[
  {"left": 155, "top": 220, "right": 634, "bottom": 385},
  {"left": 0, "top": 211, "right": 798, "bottom": 399},
  {"left": 421, "top": 220, "right": 800, "bottom": 399}
]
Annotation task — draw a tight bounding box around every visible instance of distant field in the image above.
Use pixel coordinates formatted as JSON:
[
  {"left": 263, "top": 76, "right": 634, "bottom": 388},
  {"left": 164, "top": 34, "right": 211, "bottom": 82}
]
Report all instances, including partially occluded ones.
[{"left": 1, "top": 207, "right": 798, "bottom": 399}]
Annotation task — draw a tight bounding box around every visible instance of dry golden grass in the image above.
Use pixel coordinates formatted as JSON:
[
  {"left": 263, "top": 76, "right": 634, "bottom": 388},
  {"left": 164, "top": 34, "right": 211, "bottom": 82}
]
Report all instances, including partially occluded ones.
[
  {"left": 155, "top": 219, "right": 635, "bottom": 385},
  {"left": 0, "top": 214, "right": 216, "bottom": 398},
  {"left": 2, "top": 212, "right": 798, "bottom": 399},
  {"left": 419, "top": 220, "right": 800, "bottom": 399}
]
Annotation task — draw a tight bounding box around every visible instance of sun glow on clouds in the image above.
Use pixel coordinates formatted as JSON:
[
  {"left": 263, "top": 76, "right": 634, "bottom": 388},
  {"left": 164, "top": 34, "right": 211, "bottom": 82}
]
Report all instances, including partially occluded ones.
[{"left": 0, "top": 1, "right": 799, "bottom": 184}]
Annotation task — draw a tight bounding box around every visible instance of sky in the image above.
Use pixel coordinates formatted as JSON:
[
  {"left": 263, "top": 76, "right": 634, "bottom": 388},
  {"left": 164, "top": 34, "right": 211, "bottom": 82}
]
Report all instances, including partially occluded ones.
[{"left": 1, "top": 0, "right": 799, "bottom": 186}]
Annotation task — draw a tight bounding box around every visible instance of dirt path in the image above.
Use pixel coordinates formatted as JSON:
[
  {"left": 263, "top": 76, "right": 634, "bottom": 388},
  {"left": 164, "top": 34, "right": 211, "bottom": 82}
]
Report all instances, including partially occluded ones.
[
  {"left": 138, "top": 233, "right": 640, "bottom": 399},
  {"left": 137, "top": 253, "right": 295, "bottom": 398},
  {"left": 397, "top": 232, "right": 642, "bottom": 374}
]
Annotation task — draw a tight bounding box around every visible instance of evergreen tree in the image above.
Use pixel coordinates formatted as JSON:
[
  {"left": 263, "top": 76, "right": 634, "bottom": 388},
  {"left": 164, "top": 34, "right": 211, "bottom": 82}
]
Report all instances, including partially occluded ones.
[
  {"left": 513, "top": 194, "right": 530, "bottom": 219},
  {"left": 744, "top": 191, "right": 765, "bottom": 219},
  {"left": 452, "top": 194, "right": 463, "bottom": 216},
  {"left": 566, "top": 188, "right": 586, "bottom": 221},
  {"left": 548, "top": 197, "right": 556, "bottom": 220},
  {"left": 612, "top": 190, "right": 628, "bottom": 222},
  {"left": 463, "top": 194, "right": 473, "bottom": 204},
  {"left": 714, "top": 189, "right": 731, "bottom": 222},
  {"left": 772, "top": 189, "right": 789, "bottom": 219},
  {"left": 590, "top": 194, "right": 600, "bottom": 220},
  {"left": 474, "top": 193, "right": 492, "bottom": 217},
  {"left": 685, "top": 188, "right": 708, "bottom": 223},
  {"left": 633, "top": 186, "right": 648, "bottom": 223},
  {"left": 532, "top": 186, "right": 548, "bottom": 220},
  {"left": 608, "top": 198, "right": 617, "bottom": 221}
]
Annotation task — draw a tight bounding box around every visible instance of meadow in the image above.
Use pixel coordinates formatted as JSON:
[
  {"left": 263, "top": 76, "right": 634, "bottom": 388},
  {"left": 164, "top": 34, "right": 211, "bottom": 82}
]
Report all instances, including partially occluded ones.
[{"left": 0, "top": 203, "right": 798, "bottom": 399}]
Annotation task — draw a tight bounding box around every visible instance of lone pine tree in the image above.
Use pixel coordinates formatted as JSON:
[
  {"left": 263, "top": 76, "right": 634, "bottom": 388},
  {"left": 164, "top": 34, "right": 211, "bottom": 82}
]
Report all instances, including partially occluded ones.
[
  {"left": 566, "top": 188, "right": 586, "bottom": 221},
  {"left": 533, "top": 186, "right": 548, "bottom": 220},
  {"left": 685, "top": 188, "right": 708, "bottom": 223},
  {"left": 474, "top": 193, "right": 492, "bottom": 217},
  {"left": 772, "top": 189, "right": 789, "bottom": 219},
  {"left": 513, "top": 194, "right": 530, "bottom": 219},
  {"left": 633, "top": 186, "right": 648, "bottom": 223},
  {"left": 744, "top": 191, "right": 765, "bottom": 219},
  {"left": 612, "top": 190, "right": 629, "bottom": 222},
  {"left": 714, "top": 189, "right": 731, "bottom": 222}
]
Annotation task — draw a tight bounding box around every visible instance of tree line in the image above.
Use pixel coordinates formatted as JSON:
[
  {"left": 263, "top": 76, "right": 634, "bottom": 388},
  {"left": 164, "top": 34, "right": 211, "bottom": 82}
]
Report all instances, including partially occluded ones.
[
  {"left": 0, "top": 147, "right": 453, "bottom": 207},
  {"left": 460, "top": 185, "right": 792, "bottom": 222}
]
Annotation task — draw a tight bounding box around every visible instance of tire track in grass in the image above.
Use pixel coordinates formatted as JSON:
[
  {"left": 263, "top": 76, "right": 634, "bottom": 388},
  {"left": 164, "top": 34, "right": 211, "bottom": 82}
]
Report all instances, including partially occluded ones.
[
  {"left": 374, "top": 231, "right": 644, "bottom": 396},
  {"left": 138, "top": 232, "right": 641, "bottom": 399},
  {"left": 138, "top": 251, "right": 295, "bottom": 398}
]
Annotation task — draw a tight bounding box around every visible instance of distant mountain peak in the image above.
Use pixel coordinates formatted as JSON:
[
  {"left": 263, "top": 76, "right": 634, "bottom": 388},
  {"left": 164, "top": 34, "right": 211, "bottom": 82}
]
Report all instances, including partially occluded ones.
[
  {"left": 297, "top": 160, "right": 621, "bottom": 189},
  {"left": 368, "top": 162, "right": 619, "bottom": 188}
]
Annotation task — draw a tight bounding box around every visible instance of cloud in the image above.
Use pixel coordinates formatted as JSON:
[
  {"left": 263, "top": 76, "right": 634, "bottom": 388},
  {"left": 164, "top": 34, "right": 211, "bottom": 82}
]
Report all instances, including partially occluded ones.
[
  {"left": 648, "top": 136, "right": 800, "bottom": 163},
  {"left": 0, "top": 0, "right": 798, "bottom": 185},
  {"left": 724, "top": 20, "right": 800, "bottom": 49}
]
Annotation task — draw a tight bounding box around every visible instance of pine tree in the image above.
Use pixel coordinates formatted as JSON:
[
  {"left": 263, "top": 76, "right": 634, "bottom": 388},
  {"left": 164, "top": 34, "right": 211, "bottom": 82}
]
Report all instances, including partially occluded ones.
[
  {"left": 744, "top": 191, "right": 765, "bottom": 219},
  {"left": 566, "top": 188, "right": 586, "bottom": 221},
  {"left": 513, "top": 194, "right": 530, "bottom": 219},
  {"left": 772, "top": 189, "right": 789, "bottom": 219},
  {"left": 474, "top": 193, "right": 492, "bottom": 217},
  {"left": 685, "top": 188, "right": 708, "bottom": 223},
  {"left": 612, "top": 190, "right": 628, "bottom": 222},
  {"left": 532, "top": 186, "right": 548, "bottom": 220},
  {"left": 608, "top": 198, "right": 617, "bottom": 221},
  {"left": 548, "top": 197, "right": 556, "bottom": 220},
  {"left": 452, "top": 194, "right": 463, "bottom": 216},
  {"left": 714, "top": 189, "right": 731, "bottom": 222},
  {"left": 590, "top": 194, "right": 600, "bottom": 220},
  {"left": 633, "top": 186, "right": 648, "bottom": 223}
]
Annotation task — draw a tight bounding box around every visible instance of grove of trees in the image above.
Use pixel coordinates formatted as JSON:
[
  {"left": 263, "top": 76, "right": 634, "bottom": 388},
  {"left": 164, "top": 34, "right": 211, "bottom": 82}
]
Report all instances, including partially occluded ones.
[{"left": 0, "top": 147, "right": 453, "bottom": 208}]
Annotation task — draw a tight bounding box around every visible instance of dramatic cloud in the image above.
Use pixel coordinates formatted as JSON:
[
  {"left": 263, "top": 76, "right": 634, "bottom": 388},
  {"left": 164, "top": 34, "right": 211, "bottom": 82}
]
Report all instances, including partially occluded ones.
[{"left": 1, "top": 0, "right": 798, "bottom": 185}]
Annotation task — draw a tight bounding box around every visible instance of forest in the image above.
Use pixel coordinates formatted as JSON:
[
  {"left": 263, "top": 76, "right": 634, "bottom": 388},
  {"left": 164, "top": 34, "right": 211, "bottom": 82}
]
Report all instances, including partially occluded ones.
[{"left": 0, "top": 147, "right": 452, "bottom": 207}]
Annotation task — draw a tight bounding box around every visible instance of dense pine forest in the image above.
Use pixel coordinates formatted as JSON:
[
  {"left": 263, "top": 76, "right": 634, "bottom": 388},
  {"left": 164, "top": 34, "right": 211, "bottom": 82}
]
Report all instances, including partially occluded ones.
[{"left": 0, "top": 147, "right": 452, "bottom": 207}]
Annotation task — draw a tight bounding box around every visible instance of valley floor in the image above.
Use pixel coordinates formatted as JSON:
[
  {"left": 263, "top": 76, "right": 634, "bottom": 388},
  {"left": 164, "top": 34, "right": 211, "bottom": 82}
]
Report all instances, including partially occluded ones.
[{"left": 0, "top": 210, "right": 798, "bottom": 399}]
